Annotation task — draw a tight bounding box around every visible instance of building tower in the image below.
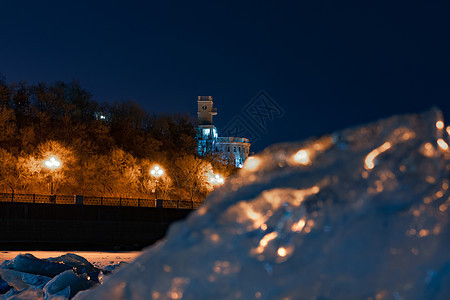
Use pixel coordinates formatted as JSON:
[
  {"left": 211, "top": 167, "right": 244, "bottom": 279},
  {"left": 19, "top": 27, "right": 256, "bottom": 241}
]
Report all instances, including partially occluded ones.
[
  {"left": 197, "top": 96, "right": 217, "bottom": 125},
  {"left": 197, "top": 96, "right": 218, "bottom": 155},
  {"left": 196, "top": 96, "right": 251, "bottom": 168}
]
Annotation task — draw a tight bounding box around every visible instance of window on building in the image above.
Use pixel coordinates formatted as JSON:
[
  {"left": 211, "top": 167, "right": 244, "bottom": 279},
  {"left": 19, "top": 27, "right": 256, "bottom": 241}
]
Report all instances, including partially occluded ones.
[
  {"left": 234, "top": 147, "right": 236, "bottom": 152},
  {"left": 227, "top": 146, "right": 230, "bottom": 152},
  {"left": 203, "top": 128, "right": 210, "bottom": 136}
]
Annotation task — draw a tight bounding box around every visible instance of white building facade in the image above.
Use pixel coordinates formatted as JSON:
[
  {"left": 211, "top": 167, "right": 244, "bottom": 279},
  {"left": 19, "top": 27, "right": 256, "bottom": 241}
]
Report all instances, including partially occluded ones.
[{"left": 196, "top": 96, "right": 250, "bottom": 168}]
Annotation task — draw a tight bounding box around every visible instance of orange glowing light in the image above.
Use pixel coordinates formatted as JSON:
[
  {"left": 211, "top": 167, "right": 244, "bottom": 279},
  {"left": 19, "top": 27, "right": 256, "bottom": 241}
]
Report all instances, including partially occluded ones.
[
  {"left": 277, "top": 247, "right": 287, "bottom": 257},
  {"left": 291, "top": 219, "right": 306, "bottom": 232},
  {"left": 421, "top": 143, "right": 435, "bottom": 157},
  {"left": 418, "top": 229, "right": 429, "bottom": 237},
  {"left": 436, "top": 121, "right": 445, "bottom": 130},
  {"left": 423, "top": 196, "right": 432, "bottom": 204},
  {"left": 426, "top": 177, "right": 437, "bottom": 184},
  {"left": 244, "top": 157, "right": 260, "bottom": 171},
  {"left": 209, "top": 173, "right": 225, "bottom": 185},
  {"left": 293, "top": 149, "right": 310, "bottom": 165},
  {"left": 424, "top": 143, "right": 433, "bottom": 150},
  {"left": 44, "top": 156, "right": 62, "bottom": 170},
  {"left": 437, "top": 139, "right": 449, "bottom": 151},
  {"left": 433, "top": 225, "right": 441, "bottom": 235},
  {"left": 232, "top": 201, "right": 268, "bottom": 230},
  {"left": 307, "top": 219, "right": 315, "bottom": 227},
  {"left": 163, "top": 265, "right": 172, "bottom": 272},
  {"left": 210, "top": 233, "right": 220, "bottom": 242},
  {"left": 259, "top": 232, "right": 278, "bottom": 247},
  {"left": 447, "top": 126, "right": 450, "bottom": 136},
  {"left": 150, "top": 165, "right": 164, "bottom": 177},
  {"left": 364, "top": 142, "right": 392, "bottom": 170}
]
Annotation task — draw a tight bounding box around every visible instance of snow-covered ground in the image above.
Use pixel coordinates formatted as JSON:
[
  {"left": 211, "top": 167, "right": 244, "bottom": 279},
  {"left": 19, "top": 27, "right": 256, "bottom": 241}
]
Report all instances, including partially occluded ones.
[
  {"left": 0, "top": 251, "right": 140, "bottom": 269},
  {"left": 0, "top": 251, "right": 142, "bottom": 299}
]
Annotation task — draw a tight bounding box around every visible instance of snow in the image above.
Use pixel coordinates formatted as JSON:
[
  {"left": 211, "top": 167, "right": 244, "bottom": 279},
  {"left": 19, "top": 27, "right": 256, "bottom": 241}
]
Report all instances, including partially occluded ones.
[
  {"left": 43, "top": 270, "right": 95, "bottom": 299},
  {"left": 1, "top": 286, "right": 44, "bottom": 300},
  {"left": 77, "top": 109, "right": 450, "bottom": 299},
  {"left": 0, "top": 269, "right": 50, "bottom": 291},
  {"left": 0, "top": 252, "right": 137, "bottom": 299},
  {"left": 1, "top": 254, "right": 72, "bottom": 278}
]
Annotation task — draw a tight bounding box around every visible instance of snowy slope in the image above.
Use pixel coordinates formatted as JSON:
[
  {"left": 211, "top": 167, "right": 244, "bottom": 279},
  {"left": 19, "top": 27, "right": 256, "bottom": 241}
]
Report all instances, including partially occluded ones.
[{"left": 80, "top": 109, "right": 450, "bottom": 300}]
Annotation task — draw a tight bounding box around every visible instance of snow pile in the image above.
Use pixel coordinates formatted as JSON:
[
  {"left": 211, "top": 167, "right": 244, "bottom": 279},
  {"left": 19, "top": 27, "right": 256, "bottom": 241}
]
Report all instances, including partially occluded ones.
[
  {"left": 80, "top": 109, "right": 450, "bottom": 299},
  {"left": 43, "top": 270, "right": 95, "bottom": 299},
  {"left": 0, "top": 254, "right": 127, "bottom": 299}
]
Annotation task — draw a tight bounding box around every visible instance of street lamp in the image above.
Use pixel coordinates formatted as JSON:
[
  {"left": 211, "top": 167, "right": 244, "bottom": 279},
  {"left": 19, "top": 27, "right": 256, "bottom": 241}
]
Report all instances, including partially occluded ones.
[
  {"left": 150, "top": 165, "right": 164, "bottom": 199},
  {"left": 209, "top": 173, "right": 224, "bottom": 185},
  {"left": 44, "top": 156, "right": 62, "bottom": 195}
]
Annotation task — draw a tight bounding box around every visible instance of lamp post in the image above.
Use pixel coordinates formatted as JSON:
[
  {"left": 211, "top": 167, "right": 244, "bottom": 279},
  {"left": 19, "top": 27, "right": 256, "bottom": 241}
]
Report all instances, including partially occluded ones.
[
  {"left": 150, "top": 165, "right": 164, "bottom": 200},
  {"left": 44, "top": 156, "right": 62, "bottom": 195},
  {"left": 209, "top": 173, "right": 225, "bottom": 185}
]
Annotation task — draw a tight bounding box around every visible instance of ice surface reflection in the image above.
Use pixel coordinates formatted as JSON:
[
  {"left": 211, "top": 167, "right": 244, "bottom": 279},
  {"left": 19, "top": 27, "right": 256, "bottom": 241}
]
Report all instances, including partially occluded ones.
[{"left": 81, "top": 109, "right": 450, "bottom": 300}]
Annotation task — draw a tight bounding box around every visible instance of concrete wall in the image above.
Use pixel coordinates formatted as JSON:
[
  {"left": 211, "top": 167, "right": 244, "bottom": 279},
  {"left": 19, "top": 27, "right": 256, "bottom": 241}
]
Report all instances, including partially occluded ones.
[{"left": 0, "top": 202, "right": 193, "bottom": 251}]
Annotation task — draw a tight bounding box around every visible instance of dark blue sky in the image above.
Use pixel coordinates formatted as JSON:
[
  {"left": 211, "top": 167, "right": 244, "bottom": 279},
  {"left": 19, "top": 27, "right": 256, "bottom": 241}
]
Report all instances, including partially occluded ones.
[{"left": 2, "top": 1, "right": 449, "bottom": 152}]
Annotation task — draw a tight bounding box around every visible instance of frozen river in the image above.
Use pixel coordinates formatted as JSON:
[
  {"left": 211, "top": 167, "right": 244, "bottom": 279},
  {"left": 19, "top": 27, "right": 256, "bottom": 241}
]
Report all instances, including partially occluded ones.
[{"left": 0, "top": 251, "right": 140, "bottom": 269}]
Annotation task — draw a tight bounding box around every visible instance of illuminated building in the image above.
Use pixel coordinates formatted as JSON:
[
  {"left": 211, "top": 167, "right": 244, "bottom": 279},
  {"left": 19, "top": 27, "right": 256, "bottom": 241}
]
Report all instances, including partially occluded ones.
[{"left": 196, "top": 96, "right": 251, "bottom": 168}]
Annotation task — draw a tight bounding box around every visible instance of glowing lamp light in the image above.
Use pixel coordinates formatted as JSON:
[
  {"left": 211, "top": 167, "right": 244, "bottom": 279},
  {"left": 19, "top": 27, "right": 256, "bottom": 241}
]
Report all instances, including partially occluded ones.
[
  {"left": 436, "top": 121, "right": 444, "bottom": 130},
  {"left": 210, "top": 174, "right": 225, "bottom": 185},
  {"left": 364, "top": 142, "right": 392, "bottom": 170},
  {"left": 293, "top": 149, "right": 310, "bottom": 165},
  {"left": 150, "top": 165, "right": 164, "bottom": 177},
  {"left": 150, "top": 165, "right": 164, "bottom": 200},
  {"left": 437, "top": 139, "right": 449, "bottom": 151},
  {"left": 244, "top": 157, "right": 260, "bottom": 171},
  {"left": 44, "top": 156, "right": 62, "bottom": 169},
  {"left": 214, "top": 174, "right": 224, "bottom": 184},
  {"left": 44, "top": 156, "right": 62, "bottom": 195},
  {"left": 277, "top": 247, "right": 287, "bottom": 257}
]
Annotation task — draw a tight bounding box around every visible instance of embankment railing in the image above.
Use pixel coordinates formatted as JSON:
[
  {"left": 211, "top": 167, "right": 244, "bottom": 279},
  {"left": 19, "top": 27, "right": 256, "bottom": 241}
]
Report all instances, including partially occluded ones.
[{"left": 0, "top": 193, "right": 202, "bottom": 209}]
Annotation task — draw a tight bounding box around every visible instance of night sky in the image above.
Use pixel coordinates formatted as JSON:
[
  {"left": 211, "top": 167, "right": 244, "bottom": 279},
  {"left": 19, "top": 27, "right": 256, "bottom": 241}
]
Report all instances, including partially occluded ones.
[{"left": 2, "top": 1, "right": 450, "bottom": 152}]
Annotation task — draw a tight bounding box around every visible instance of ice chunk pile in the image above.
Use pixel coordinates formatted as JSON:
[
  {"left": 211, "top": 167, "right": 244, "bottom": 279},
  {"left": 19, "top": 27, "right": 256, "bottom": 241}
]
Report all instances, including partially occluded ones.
[
  {"left": 0, "top": 253, "right": 126, "bottom": 299},
  {"left": 82, "top": 109, "right": 450, "bottom": 299}
]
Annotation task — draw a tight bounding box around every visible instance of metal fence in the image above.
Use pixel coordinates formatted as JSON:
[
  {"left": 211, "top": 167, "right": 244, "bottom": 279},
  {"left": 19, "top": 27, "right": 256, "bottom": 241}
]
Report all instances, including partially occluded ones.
[{"left": 0, "top": 193, "right": 202, "bottom": 209}]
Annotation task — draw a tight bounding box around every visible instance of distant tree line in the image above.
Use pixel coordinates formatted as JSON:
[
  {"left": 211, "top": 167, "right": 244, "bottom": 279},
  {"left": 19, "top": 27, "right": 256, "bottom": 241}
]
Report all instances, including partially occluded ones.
[{"left": 0, "top": 77, "right": 236, "bottom": 201}]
